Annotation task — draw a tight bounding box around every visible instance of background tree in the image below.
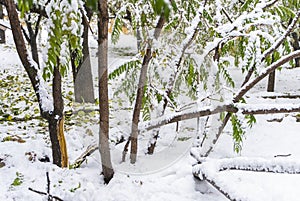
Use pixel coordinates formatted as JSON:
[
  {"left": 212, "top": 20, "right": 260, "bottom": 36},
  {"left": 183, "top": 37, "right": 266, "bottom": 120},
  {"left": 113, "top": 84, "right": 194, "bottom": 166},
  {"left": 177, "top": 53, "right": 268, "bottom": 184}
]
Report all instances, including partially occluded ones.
[
  {"left": 71, "top": 5, "right": 95, "bottom": 103},
  {"left": 0, "top": 5, "right": 5, "bottom": 44}
]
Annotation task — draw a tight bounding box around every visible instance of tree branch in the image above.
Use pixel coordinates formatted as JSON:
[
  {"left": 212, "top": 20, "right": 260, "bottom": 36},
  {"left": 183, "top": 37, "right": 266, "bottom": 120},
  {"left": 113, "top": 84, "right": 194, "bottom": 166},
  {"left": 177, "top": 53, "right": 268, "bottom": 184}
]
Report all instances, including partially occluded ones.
[
  {"left": 234, "top": 50, "right": 300, "bottom": 102},
  {"left": 193, "top": 156, "right": 300, "bottom": 201},
  {"left": 242, "top": 9, "right": 300, "bottom": 86},
  {"left": 141, "top": 101, "right": 300, "bottom": 132},
  {"left": 72, "top": 144, "right": 98, "bottom": 168}
]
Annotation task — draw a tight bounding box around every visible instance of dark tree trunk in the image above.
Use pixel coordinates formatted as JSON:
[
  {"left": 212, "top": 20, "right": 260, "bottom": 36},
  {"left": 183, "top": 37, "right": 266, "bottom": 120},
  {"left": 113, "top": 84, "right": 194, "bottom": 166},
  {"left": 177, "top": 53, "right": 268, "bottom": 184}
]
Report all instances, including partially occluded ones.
[
  {"left": 48, "top": 118, "right": 61, "bottom": 166},
  {"left": 267, "top": 55, "right": 276, "bottom": 92},
  {"left": 98, "top": 0, "right": 114, "bottom": 184},
  {"left": 50, "top": 64, "right": 68, "bottom": 167},
  {"left": 129, "top": 15, "right": 165, "bottom": 163},
  {"left": 72, "top": 8, "right": 95, "bottom": 103},
  {"left": 267, "top": 70, "right": 275, "bottom": 92},
  {"left": 130, "top": 48, "right": 151, "bottom": 163},
  {"left": 0, "top": 5, "right": 5, "bottom": 44},
  {"left": 291, "top": 32, "right": 300, "bottom": 67},
  {"left": 22, "top": 14, "right": 41, "bottom": 67}
]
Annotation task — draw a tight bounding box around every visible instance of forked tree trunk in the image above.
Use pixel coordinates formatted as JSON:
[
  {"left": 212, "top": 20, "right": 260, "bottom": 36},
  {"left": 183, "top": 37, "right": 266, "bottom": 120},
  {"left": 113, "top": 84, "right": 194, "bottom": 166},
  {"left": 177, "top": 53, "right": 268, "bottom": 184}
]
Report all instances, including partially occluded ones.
[
  {"left": 22, "top": 13, "right": 41, "bottom": 67},
  {"left": 98, "top": 0, "right": 114, "bottom": 183},
  {"left": 4, "top": 0, "right": 67, "bottom": 167}
]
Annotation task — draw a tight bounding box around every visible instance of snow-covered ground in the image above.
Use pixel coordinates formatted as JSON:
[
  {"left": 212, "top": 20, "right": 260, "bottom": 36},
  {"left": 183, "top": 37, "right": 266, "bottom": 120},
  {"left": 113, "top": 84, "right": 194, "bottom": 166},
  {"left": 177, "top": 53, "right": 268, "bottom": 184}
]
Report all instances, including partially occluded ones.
[{"left": 1, "top": 29, "right": 300, "bottom": 201}]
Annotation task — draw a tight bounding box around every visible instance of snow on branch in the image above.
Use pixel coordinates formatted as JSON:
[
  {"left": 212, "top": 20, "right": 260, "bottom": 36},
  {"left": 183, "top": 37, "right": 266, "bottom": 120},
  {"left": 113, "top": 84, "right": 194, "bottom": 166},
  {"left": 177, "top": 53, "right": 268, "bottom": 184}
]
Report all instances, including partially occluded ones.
[
  {"left": 242, "top": 9, "right": 300, "bottom": 85},
  {"left": 193, "top": 157, "right": 300, "bottom": 176},
  {"left": 193, "top": 157, "right": 300, "bottom": 201},
  {"left": 140, "top": 102, "right": 300, "bottom": 131},
  {"left": 234, "top": 49, "right": 300, "bottom": 102},
  {"left": 261, "top": 9, "right": 300, "bottom": 62},
  {"left": 139, "top": 104, "right": 235, "bottom": 131}
]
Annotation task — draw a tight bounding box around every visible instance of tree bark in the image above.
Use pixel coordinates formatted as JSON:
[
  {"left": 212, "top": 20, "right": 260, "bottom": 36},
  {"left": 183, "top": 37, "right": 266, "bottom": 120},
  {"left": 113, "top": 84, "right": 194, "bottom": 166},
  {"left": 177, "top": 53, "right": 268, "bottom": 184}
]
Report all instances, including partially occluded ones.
[
  {"left": 22, "top": 13, "right": 42, "bottom": 67},
  {"left": 129, "top": 15, "right": 165, "bottom": 163},
  {"left": 98, "top": 0, "right": 114, "bottom": 184},
  {"left": 267, "top": 71, "right": 275, "bottom": 92},
  {"left": 50, "top": 64, "right": 68, "bottom": 167},
  {"left": 291, "top": 32, "right": 300, "bottom": 67},
  {"left": 0, "top": 5, "right": 5, "bottom": 44},
  {"left": 4, "top": 0, "right": 50, "bottom": 119}
]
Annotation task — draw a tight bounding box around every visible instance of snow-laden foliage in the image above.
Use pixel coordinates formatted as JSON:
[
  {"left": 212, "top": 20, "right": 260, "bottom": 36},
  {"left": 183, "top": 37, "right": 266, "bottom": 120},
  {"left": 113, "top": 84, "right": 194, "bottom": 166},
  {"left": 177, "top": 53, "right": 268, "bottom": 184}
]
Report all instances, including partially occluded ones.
[
  {"left": 109, "top": 0, "right": 300, "bottom": 152},
  {"left": 43, "top": 0, "right": 83, "bottom": 79}
]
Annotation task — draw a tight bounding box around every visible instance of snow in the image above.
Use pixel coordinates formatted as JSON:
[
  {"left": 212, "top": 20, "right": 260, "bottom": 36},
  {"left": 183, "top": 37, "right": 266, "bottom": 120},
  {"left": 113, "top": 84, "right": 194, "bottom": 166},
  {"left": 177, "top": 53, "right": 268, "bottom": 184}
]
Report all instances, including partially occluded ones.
[{"left": 2, "top": 5, "right": 300, "bottom": 201}]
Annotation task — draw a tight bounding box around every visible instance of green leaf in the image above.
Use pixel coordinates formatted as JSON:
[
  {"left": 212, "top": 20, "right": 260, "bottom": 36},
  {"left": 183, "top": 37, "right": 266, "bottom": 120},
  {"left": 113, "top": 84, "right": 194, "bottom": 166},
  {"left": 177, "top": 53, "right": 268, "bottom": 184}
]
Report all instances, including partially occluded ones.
[
  {"left": 231, "top": 114, "right": 245, "bottom": 153},
  {"left": 109, "top": 59, "right": 141, "bottom": 80},
  {"left": 11, "top": 172, "right": 24, "bottom": 187}
]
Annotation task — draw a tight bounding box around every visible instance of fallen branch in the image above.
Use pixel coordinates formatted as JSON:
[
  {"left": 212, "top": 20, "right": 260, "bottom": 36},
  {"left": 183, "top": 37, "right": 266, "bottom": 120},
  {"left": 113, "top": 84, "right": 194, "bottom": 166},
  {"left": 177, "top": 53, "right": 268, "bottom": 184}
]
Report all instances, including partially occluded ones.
[
  {"left": 193, "top": 157, "right": 300, "bottom": 178},
  {"left": 71, "top": 144, "right": 98, "bottom": 169},
  {"left": 261, "top": 94, "right": 300, "bottom": 99},
  {"left": 193, "top": 157, "right": 300, "bottom": 201}
]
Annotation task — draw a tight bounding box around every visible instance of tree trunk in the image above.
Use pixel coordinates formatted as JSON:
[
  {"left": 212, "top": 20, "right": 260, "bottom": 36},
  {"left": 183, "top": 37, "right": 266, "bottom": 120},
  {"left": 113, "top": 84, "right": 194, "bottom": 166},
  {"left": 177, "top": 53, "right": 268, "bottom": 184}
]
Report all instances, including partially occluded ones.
[
  {"left": 267, "top": 70, "right": 275, "bottom": 92},
  {"left": 98, "top": 0, "right": 114, "bottom": 184},
  {"left": 0, "top": 5, "right": 5, "bottom": 44},
  {"left": 291, "top": 32, "right": 300, "bottom": 67},
  {"left": 4, "top": 0, "right": 67, "bottom": 167},
  {"left": 50, "top": 64, "right": 68, "bottom": 167},
  {"left": 129, "top": 15, "right": 165, "bottom": 164},
  {"left": 72, "top": 9, "right": 95, "bottom": 103}
]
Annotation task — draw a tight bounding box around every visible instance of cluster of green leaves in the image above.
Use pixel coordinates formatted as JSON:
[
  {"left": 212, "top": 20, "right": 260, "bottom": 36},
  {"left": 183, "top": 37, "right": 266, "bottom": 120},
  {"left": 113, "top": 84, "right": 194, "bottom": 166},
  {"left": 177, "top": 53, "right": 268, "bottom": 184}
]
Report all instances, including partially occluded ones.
[
  {"left": 17, "top": 0, "right": 33, "bottom": 17},
  {"left": 44, "top": 0, "right": 83, "bottom": 79},
  {"left": 112, "top": 59, "right": 141, "bottom": 104},
  {"left": 109, "top": 59, "right": 141, "bottom": 80},
  {"left": 10, "top": 172, "right": 24, "bottom": 189},
  {"left": 230, "top": 114, "right": 245, "bottom": 153}
]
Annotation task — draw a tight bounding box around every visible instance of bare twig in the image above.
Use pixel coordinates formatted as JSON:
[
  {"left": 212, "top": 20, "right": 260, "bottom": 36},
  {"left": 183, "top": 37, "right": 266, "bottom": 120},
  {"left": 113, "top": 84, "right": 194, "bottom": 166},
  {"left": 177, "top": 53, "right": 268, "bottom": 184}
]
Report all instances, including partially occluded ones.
[{"left": 28, "top": 172, "right": 63, "bottom": 201}]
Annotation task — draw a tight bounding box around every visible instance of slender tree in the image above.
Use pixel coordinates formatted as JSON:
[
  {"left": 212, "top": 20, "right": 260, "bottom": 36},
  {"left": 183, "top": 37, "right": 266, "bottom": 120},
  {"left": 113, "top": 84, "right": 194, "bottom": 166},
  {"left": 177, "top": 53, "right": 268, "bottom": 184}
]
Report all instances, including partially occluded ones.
[{"left": 98, "top": 0, "right": 114, "bottom": 183}]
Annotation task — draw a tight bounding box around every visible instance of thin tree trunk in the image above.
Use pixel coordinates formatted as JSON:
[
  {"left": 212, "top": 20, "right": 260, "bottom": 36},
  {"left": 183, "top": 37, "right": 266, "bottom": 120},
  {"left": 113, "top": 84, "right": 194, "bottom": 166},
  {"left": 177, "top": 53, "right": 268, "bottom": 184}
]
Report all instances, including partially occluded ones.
[
  {"left": 98, "top": 0, "right": 114, "bottom": 183},
  {"left": 291, "top": 32, "right": 300, "bottom": 67},
  {"left": 23, "top": 14, "right": 41, "bottom": 67},
  {"left": 267, "top": 71, "right": 275, "bottom": 92},
  {"left": 0, "top": 5, "right": 5, "bottom": 44},
  {"left": 4, "top": 0, "right": 49, "bottom": 118},
  {"left": 129, "top": 15, "right": 165, "bottom": 164}
]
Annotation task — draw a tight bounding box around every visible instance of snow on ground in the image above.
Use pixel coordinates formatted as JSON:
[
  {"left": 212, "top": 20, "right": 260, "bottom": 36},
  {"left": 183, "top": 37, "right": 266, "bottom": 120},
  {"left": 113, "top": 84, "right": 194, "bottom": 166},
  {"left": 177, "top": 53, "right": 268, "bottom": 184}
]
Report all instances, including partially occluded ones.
[{"left": 1, "top": 29, "right": 300, "bottom": 201}]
